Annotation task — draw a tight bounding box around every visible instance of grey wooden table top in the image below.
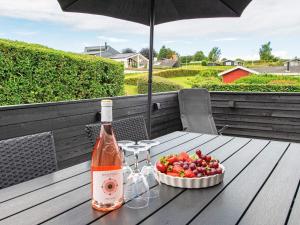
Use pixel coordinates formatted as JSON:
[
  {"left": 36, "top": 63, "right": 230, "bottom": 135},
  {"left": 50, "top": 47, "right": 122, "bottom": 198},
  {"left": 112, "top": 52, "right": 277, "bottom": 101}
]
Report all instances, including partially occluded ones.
[{"left": 0, "top": 131, "right": 299, "bottom": 225}]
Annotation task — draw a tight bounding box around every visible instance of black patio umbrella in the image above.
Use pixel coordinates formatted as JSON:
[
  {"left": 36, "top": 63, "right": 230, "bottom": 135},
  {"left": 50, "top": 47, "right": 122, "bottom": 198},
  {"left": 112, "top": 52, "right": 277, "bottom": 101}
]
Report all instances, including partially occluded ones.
[{"left": 57, "top": 0, "right": 252, "bottom": 137}]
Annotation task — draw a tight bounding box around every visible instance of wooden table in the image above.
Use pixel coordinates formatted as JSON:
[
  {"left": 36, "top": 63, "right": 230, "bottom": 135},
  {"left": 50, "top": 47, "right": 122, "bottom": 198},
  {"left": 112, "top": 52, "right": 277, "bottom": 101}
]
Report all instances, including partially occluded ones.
[{"left": 0, "top": 132, "right": 299, "bottom": 225}]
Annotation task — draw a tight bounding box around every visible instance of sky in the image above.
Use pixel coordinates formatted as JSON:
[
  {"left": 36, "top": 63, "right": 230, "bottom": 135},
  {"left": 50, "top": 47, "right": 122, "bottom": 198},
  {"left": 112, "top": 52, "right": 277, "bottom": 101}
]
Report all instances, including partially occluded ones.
[{"left": 0, "top": 0, "right": 300, "bottom": 60}]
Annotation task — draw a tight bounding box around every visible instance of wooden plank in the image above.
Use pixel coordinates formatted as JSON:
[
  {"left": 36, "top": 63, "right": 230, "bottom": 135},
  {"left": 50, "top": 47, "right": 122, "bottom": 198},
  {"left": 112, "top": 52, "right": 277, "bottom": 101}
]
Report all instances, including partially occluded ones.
[
  {"left": 133, "top": 138, "right": 267, "bottom": 225},
  {"left": 188, "top": 141, "right": 289, "bottom": 225},
  {"left": 238, "top": 143, "right": 300, "bottom": 225},
  {"left": 0, "top": 132, "right": 192, "bottom": 224},
  {"left": 287, "top": 180, "right": 300, "bottom": 225},
  {"left": 41, "top": 134, "right": 221, "bottom": 225},
  {"left": 0, "top": 172, "right": 91, "bottom": 221},
  {"left": 212, "top": 107, "right": 300, "bottom": 119},
  {"left": 213, "top": 113, "right": 300, "bottom": 126},
  {"left": 215, "top": 120, "right": 300, "bottom": 134},
  {"left": 222, "top": 128, "right": 300, "bottom": 142},
  {"left": 210, "top": 92, "right": 300, "bottom": 104},
  {"left": 0, "top": 161, "right": 90, "bottom": 204}
]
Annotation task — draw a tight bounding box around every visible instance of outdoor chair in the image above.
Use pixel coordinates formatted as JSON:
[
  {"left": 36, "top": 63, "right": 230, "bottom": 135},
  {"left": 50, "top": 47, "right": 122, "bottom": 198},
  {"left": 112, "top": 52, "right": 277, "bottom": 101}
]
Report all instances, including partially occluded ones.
[
  {"left": 0, "top": 132, "right": 57, "bottom": 189},
  {"left": 85, "top": 115, "right": 149, "bottom": 144},
  {"left": 178, "top": 88, "right": 229, "bottom": 135}
]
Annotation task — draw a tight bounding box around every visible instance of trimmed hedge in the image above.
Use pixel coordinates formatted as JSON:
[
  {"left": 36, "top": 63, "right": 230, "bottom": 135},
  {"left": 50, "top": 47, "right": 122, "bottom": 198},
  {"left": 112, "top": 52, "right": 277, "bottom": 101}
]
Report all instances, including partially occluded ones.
[
  {"left": 125, "top": 69, "right": 220, "bottom": 86},
  {"left": 152, "top": 68, "right": 200, "bottom": 78},
  {"left": 192, "top": 83, "right": 300, "bottom": 92},
  {"left": 0, "top": 39, "right": 124, "bottom": 106},
  {"left": 235, "top": 74, "right": 300, "bottom": 85},
  {"left": 137, "top": 76, "right": 184, "bottom": 94}
]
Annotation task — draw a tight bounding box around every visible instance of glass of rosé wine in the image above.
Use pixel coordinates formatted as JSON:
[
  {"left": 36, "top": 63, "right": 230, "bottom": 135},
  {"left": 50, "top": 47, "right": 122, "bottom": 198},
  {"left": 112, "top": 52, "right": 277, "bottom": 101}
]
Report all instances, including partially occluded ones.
[
  {"left": 138, "top": 140, "right": 160, "bottom": 198},
  {"left": 122, "top": 144, "right": 150, "bottom": 209}
]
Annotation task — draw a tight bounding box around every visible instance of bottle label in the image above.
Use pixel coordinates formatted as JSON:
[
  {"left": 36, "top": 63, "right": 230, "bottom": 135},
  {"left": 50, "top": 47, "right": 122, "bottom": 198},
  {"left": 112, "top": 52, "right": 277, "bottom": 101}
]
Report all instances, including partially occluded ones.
[{"left": 92, "top": 169, "right": 123, "bottom": 204}]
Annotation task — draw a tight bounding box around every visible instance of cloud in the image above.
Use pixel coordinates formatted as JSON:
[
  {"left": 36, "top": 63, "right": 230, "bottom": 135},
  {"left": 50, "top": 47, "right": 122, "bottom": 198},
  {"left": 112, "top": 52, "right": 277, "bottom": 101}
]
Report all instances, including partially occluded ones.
[
  {"left": 213, "top": 37, "right": 239, "bottom": 42},
  {"left": 273, "top": 50, "right": 289, "bottom": 59},
  {"left": 13, "top": 31, "right": 38, "bottom": 36},
  {"left": 97, "top": 35, "right": 128, "bottom": 43},
  {"left": 0, "top": 0, "right": 300, "bottom": 39}
]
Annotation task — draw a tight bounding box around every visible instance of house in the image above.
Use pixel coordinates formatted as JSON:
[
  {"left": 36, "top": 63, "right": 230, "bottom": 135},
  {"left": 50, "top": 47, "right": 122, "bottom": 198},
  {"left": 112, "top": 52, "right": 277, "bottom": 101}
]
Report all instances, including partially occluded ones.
[
  {"left": 84, "top": 43, "right": 149, "bottom": 69},
  {"left": 154, "top": 58, "right": 179, "bottom": 68},
  {"left": 222, "top": 59, "right": 243, "bottom": 66},
  {"left": 109, "top": 53, "right": 149, "bottom": 69},
  {"left": 84, "top": 43, "right": 119, "bottom": 58},
  {"left": 218, "top": 66, "right": 259, "bottom": 83},
  {"left": 219, "top": 65, "right": 300, "bottom": 83},
  {"left": 284, "top": 58, "right": 300, "bottom": 67}
]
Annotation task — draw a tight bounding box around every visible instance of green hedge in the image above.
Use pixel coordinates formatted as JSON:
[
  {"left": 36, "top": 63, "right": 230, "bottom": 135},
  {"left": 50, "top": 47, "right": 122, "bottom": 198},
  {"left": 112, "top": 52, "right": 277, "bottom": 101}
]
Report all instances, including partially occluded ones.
[
  {"left": 152, "top": 68, "right": 200, "bottom": 78},
  {"left": 234, "top": 74, "right": 300, "bottom": 85},
  {"left": 192, "top": 83, "right": 300, "bottom": 92},
  {"left": 125, "top": 69, "right": 220, "bottom": 86},
  {"left": 137, "top": 76, "right": 184, "bottom": 94},
  {"left": 0, "top": 39, "right": 124, "bottom": 106}
]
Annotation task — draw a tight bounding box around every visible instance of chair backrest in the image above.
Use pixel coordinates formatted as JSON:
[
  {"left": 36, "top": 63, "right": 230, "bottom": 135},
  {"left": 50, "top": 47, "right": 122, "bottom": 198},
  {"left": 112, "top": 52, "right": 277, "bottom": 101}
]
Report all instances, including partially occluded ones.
[
  {"left": 85, "top": 116, "right": 149, "bottom": 144},
  {"left": 0, "top": 132, "right": 57, "bottom": 189},
  {"left": 178, "top": 88, "right": 218, "bottom": 135}
]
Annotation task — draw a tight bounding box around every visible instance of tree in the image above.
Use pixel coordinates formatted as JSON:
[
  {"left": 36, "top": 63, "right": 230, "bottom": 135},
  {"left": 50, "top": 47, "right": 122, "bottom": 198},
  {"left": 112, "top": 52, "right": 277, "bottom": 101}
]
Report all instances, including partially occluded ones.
[
  {"left": 208, "top": 47, "right": 221, "bottom": 62},
  {"left": 157, "top": 45, "right": 175, "bottom": 60},
  {"left": 259, "top": 42, "right": 274, "bottom": 61},
  {"left": 122, "top": 48, "right": 136, "bottom": 53},
  {"left": 180, "top": 55, "right": 193, "bottom": 64},
  {"left": 193, "top": 51, "right": 206, "bottom": 61},
  {"left": 139, "top": 48, "right": 157, "bottom": 59}
]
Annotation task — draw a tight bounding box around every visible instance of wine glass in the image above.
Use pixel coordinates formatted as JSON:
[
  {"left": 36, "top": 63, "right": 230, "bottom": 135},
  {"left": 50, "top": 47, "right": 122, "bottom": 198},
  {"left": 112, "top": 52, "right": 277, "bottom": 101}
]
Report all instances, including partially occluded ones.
[
  {"left": 123, "top": 144, "right": 150, "bottom": 209},
  {"left": 117, "top": 140, "right": 135, "bottom": 182},
  {"left": 138, "top": 140, "right": 160, "bottom": 198}
]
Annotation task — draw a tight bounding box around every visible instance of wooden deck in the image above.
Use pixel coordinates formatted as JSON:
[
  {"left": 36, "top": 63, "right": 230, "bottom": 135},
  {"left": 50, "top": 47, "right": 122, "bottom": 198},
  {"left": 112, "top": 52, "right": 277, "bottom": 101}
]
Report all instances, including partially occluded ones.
[
  {"left": 0, "top": 91, "right": 300, "bottom": 169},
  {"left": 0, "top": 132, "right": 299, "bottom": 225}
]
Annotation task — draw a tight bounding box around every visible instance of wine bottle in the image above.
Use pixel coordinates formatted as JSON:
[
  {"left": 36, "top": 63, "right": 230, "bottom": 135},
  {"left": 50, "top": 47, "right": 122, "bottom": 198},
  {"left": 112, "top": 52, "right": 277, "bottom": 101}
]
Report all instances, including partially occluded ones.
[{"left": 91, "top": 100, "right": 123, "bottom": 211}]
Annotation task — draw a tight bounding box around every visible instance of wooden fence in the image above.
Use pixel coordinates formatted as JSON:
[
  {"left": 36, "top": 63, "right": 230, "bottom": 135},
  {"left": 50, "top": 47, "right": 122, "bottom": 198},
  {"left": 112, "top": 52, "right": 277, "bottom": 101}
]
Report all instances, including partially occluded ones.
[{"left": 1, "top": 91, "right": 299, "bottom": 169}]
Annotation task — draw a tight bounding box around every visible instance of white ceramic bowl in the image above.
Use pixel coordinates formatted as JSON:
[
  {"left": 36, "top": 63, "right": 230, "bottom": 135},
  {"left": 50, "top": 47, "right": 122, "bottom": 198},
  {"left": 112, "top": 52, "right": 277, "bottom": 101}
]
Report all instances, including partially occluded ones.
[{"left": 155, "top": 164, "right": 225, "bottom": 188}]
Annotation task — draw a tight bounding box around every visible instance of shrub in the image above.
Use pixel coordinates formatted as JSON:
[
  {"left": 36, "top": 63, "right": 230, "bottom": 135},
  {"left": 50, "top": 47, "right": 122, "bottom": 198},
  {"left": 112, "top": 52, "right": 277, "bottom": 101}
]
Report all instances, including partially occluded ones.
[
  {"left": 137, "top": 76, "right": 184, "bottom": 94},
  {"left": 152, "top": 68, "right": 200, "bottom": 78},
  {"left": 192, "top": 83, "right": 300, "bottom": 92},
  {"left": 0, "top": 39, "right": 124, "bottom": 106},
  {"left": 235, "top": 74, "right": 300, "bottom": 85}
]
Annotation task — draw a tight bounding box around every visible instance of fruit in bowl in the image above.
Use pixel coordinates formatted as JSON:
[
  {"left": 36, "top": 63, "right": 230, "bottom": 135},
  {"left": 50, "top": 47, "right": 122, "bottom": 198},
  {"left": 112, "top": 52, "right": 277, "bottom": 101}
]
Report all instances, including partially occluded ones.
[{"left": 155, "top": 150, "right": 225, "bottom": 188}]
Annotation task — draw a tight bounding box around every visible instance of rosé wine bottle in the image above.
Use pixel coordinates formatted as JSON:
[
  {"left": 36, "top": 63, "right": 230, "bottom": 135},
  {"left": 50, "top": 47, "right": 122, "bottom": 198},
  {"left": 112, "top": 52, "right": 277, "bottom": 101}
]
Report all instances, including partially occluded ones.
[{"left": 91, "top": 100, "right": 123, "bottom": 211}]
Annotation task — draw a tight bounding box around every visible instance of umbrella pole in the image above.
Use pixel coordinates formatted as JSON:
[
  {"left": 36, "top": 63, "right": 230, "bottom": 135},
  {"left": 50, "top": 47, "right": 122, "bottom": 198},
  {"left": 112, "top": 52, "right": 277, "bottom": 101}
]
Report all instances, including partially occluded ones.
[{"left": 147, "top": 0, "right": 155, "bottom": 138}]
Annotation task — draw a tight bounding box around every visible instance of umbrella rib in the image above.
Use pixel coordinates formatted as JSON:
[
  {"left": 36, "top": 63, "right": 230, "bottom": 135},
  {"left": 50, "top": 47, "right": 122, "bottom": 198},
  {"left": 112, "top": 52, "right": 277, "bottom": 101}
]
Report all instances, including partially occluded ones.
[
  {"left": 62, "top": 0, "right": 80, "bottom": 10},
  {"left": 219, "top": 0, "right": 240, "bottom": 16}
]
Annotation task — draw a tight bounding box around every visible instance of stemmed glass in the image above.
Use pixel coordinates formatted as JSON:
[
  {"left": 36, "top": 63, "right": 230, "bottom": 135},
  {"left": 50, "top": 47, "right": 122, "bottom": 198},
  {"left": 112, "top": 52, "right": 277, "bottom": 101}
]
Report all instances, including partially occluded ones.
[
  {"left": 117, "top": 140, "right": 135, "bottom": 182},
  {"left": 122, "top": 144, "right": 150, "bottom": 209},
  {"left": 138, "top": 140, "right": 160, "bottom": 198}
]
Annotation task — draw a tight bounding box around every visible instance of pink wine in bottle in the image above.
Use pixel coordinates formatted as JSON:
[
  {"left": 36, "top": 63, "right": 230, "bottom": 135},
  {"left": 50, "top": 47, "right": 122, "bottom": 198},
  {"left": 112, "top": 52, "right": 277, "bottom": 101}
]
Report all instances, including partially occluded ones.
[{"left": 91, "top": 100, "right": 123, "bottom": 211}]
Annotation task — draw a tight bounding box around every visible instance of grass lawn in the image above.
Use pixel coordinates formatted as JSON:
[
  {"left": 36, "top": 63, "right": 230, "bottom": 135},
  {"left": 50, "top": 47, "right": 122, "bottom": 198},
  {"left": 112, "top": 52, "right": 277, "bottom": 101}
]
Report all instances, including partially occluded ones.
[
  {"left": 124, "top": 85, "right": 138, "bottom": 95},
  {"left": 167, "top": 76, "right": 194, "bottom": 88},
  {"left": 124, "top": 76, "right": 194, "bottom": 95}
]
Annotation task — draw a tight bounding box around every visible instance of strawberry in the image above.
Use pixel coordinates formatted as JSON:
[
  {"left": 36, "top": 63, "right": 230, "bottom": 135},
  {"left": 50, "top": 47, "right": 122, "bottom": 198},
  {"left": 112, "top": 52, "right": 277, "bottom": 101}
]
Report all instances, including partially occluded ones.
[
  {"left": 156, "top": 162, "right": 167, "bottom": 173},
  {"left": 167, "top": 165, "right": 173, "bottom": 172},
  {"left": 184, "top": 170, "right": 196, "bottom": 178},
  {"left": 178, "top": 152, "right": 190, "bottom": 161},
  {"left": 167, "top": 155, "right": 178, "bottom": 164},
  {"left": 173, "top": 165, "right": 184, "bottom": 173},
  {"left": 167, "top": 172, "right": 179, "bottom": 177}
]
